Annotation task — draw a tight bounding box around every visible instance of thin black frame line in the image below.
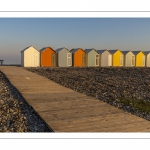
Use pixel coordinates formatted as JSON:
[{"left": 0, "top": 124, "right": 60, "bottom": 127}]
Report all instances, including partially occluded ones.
[
  {"left": 0, "top": 138, "right": 150, "bottom": 139},
  {"left": 1, "top": 11, "right": 150, "bottom": 12}
]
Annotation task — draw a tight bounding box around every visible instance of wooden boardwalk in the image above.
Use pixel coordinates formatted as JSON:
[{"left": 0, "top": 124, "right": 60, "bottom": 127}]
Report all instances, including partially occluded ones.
[{"left": 0, "top": 66, "right": 150, "bottom": 132}]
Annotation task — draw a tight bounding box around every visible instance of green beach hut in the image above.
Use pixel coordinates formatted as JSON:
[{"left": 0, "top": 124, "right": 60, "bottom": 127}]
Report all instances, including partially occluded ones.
[{"left": 84, "top": 48, "right": 99, "bottom": 66}]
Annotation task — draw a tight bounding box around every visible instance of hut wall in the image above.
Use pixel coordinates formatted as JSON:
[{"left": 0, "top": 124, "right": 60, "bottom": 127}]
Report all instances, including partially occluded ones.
[
  {"left": 41, "top": 48, "right": 56, "bottom": 67},
  {"left": 136, "top": 52, "right": 145, "bottom": 67},
  {"left": 58, "top": 49, "right": 72, "bottom": 67},
  {"left": 113, "top": 50, "right": 124, "bottom": 66},
  {"left": 24, "top": 47, "right": 40, "bottom": 67},
  {"left": 125, "top": 52, "right": 135, "bottom": 67},
  {"left": 146, "top": 53, "right": 150, "bottom": 67},
  {"left": 73, "top": 49, "right": 86, "bottom": 67},
  {"left": 101, "top": 51, "right": 112, "bottom": 67},
  {"left": 87, "top": 50, "right": 99, "bottom": 66}
]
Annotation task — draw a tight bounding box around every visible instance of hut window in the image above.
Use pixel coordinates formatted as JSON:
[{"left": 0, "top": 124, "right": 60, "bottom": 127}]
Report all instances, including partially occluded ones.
[
  {"left": 67, "top": 53, "right": 71, "bottom": 66},
  {"left": 120, "top": 55, "right": 123, "bottom": 66},
  {"left": 132, "top": 56, "right": 135, "bottom": 66},
  {"left": 142, "top": 56, "right": 145, "bottom": 66},
  {"left": 95, "top": 55, "right": 99, "bottom": 66}
]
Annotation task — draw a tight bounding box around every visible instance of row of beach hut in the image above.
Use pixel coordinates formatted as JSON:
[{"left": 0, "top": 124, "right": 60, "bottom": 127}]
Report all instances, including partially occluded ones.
[{"left": 21, "top": 46, "right": 150, "bottom": 67}]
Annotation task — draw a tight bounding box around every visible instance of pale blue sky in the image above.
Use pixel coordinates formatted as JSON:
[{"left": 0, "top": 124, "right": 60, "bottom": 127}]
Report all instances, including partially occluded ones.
[{"left": 0, "top": 18, "right": 150, "bottom": 64}]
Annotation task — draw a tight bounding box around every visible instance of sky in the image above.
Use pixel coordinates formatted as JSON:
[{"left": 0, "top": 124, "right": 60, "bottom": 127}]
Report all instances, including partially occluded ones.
[{"left": 0, "top": 18, "right": 150, "bottom": 64}]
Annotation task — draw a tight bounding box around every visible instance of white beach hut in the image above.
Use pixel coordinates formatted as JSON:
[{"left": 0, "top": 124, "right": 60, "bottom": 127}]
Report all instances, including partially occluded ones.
[
  {"left": 97, "top": 49, "right": 112, "bottom": 67},
  {"left": 21, "top": 46, "right": 40, "bottom": 67}
]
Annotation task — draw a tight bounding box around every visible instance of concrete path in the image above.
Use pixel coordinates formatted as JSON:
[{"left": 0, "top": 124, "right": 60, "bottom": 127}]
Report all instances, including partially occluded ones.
[{"left": 0, "top": 66, "right": 150, "bottom": 132}]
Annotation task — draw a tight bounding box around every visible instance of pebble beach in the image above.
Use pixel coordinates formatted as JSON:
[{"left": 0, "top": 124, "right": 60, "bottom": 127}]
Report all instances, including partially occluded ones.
[
  {"left": 26, "top": 67, "right": 150, "bottom": 121},
  {"left": 0, "top": 71, "right": 53, "bottom": 132}
]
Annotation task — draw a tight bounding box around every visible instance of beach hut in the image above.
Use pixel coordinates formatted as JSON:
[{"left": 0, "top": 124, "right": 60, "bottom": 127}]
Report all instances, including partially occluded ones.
[
  {"left": 97, "top": 49, "right": 112, "bottom": 67},
  {"left": 71, "top": 48, "right": 87, "bottom": 67},
  {"left": 40, "top": 47, "right": 57, "bottom": 67},
  {"left": 132, "top": 51, "right": 145, "bottom": 67},
  {"left": 55, "top": 47, "right": 72, "bottom": 67},
  {"left": 143, "top": 51, "right": 150, "bottom": 67},
  {"left": 84, "top": 48, "right": 99, "bottom": 67},
  {"left": 122, "top": 51, "right": 135, "bottom": 67},
  {"left": 109, "top": 49, "right": 124, "bottom": 66},
  {"left": 21, "top": 46, "right": 40, "bottom": 67}
]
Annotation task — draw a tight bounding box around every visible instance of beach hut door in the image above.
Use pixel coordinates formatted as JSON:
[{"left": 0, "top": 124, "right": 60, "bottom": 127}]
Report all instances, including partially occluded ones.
[
  {"left": 82, "top": 54, "right": 86, "bottom": 66},
  {"left": 108, "top": 55, "right": 112, "bottom": 66},
  {"left": 52, "top": 53, "right": 56, "bottom": 66},
  {"left": 67, "top": 53, "right": 72, "bottom": 66},
  {"left": 34, "top": 52, "right": 38, "bottom": 66},
  {"left": 120, "top": 55, "right": 123, "bottom": 66},
  {"left": 95, "top": 55, "right": 99, "bottom": 66},
  {"left": 142, "top": 56, "right": 145, "bottom": 66}
]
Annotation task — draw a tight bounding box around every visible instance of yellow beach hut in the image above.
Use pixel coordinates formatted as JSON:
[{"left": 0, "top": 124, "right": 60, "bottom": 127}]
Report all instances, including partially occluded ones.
[
  {"left": 109, "top": 49, "right": 124, "bottom": 66},
  {"left": 132, "top": 51, "right": 145, "bottom": 67}
]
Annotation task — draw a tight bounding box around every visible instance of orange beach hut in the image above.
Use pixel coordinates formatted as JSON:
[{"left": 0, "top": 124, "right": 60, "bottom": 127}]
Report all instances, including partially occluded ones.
[
  {"left": 71, "top": 48, "right": 87, "bottom": 67},
  {"left": 40, "top": 47, "right": 57, "bottom": 67}
]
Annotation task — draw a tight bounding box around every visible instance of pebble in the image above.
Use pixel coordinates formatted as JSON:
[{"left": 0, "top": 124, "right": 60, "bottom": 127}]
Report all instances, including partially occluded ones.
[
  {"left": 0, "top": 71, "right": 53, "bottom": 132},
  {"left": 26, "top": 67, "right": 150, "bottom": 121}
]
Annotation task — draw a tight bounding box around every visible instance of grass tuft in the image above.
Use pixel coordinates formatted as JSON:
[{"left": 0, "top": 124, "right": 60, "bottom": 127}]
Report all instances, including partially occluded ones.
[{"left": 117, "top": 97, "right": 150, "bottom": 113}]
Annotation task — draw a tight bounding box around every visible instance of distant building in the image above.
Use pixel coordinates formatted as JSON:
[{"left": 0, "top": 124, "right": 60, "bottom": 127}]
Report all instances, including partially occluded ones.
[
  {"left": 70, "top": 48, "right": 87, "bottom": 67},
  {"left": 55, "top": 47, "right": 72, "bottom": 67},
  {"left": 132, "top": 51, "right": 145, "bottom": 67},
  {"left": 40, "top": 47, "right": 56, "bottom": 67},
  {"left": 109, "top": 49, "right": 124, "bottom": 66},
  {"left": 21, "top": 46, "right": 40, "bottom": 67},
  {"left": 122, "top": 51, "right": 135, "bottom": 67},
  {"left": 97, "top": 49, "right": 112, "bottom": 67},
  {"left": 84, "top": 48, "right": 99, "bottom": 67}
]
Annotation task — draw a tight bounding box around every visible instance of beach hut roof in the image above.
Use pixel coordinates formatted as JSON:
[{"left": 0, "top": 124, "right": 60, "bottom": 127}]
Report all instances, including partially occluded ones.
[
  {"left": 121, "top": 51, "right": 131, "bottom": 55},
  {"left": 97, "top": 49, "right": 108, "bottom": 54},
  {"left": 21, "top": 45, "right": 39, "bottom": 53},
  {"left": 70, "top": 48, "right": 83, "bottom": 53},
  {"left": 55, "top": 47, "right": 69, "bottom": 53},
  {"left": 40, "top": 46, "right": 54, "bottom": 52},
  {"left": 132, "top": 51, "right": 144, "bottom": 55},
  {"left": 108, "top": 49, "right": 120, "bottom": 54},
  {"left": 84, "top": 48, "right": 97, "bottom": 53},
  {"left": 143, "top": 51, "right": 150, "bottom": 55}
]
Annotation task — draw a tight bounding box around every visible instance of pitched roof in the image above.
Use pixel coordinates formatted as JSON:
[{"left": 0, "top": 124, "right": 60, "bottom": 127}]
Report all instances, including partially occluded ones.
[
  {"left": 108, "top": 49, "right": 120, "bottom": 54},
  {"left": 132, "top": 51, "right": 144, "bottom": 55},
  {"left": 84, "top": 48, "right": 97, "bottom": 53},
  {"left": 143, "top": 51, "right": 150, "bottom": 55},
  {"left": 70, "top": 48, "right": 83, "bottom": 53},
  {"left": 55, "top": 47, "right": 69, "bottom": 53},
  {"left": 40, "top": 46, "right": 54, "bottom": 52},
  {"left": 121, "top": 51, "right": 131, "bottom": 55},
  {"left": 21, "top": 46, "right": 39, "bottom": 53},
  {"left": 97, "top": 49, "right": 108, "bottom": 54}
]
